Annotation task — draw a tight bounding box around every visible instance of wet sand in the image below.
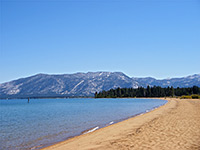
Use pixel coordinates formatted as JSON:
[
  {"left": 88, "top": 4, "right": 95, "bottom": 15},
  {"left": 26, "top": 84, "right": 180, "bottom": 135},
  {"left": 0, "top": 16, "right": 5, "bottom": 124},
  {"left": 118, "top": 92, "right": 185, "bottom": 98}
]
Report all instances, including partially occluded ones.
[{"left": 43, "top": 98, "right": 200, "bottom": 150}]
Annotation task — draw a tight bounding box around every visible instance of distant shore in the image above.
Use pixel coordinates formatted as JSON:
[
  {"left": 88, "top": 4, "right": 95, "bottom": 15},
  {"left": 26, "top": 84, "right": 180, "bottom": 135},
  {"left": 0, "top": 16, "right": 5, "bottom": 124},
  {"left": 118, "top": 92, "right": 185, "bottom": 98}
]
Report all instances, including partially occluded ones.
[
  {"left": 42, "top": 98, "right": 200, "bottom": 150},
  {"left": 0, "top": 96, "right": 93, "bottom": 100}
]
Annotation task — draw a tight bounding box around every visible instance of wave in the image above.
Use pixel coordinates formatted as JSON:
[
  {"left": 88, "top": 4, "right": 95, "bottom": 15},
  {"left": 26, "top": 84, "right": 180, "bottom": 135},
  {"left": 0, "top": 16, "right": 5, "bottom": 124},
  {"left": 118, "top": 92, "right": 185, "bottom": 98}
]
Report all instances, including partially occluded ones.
[
  {"left": 83, "top": 126, "right": 99, "bottom": 134},
  {"left": 109, "top": 121, "right": 114, "bottom": 125}
]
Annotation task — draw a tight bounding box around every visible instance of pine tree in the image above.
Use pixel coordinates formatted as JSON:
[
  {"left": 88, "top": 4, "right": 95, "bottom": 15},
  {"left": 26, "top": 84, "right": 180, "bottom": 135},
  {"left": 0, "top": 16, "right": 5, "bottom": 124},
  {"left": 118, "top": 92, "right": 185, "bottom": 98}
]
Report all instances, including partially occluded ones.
[{"left": 146, "top": 85, "right": 151, "bottom": 97}]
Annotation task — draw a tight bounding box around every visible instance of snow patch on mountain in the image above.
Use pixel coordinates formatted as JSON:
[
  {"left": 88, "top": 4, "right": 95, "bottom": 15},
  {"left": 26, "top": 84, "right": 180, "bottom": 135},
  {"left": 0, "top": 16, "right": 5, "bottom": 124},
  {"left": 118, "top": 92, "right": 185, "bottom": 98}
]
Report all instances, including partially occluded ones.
[{"left": 70, "top": 80, "right": 84, "bottom": 93}]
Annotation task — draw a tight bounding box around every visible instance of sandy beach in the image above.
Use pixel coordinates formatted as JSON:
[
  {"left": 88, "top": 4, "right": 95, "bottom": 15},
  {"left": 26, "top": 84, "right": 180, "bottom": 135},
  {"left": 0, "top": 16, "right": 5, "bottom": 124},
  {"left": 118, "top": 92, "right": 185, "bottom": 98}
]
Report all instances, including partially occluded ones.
[{"left": 43, "top": 98, "right": 200, "bottom": 150}]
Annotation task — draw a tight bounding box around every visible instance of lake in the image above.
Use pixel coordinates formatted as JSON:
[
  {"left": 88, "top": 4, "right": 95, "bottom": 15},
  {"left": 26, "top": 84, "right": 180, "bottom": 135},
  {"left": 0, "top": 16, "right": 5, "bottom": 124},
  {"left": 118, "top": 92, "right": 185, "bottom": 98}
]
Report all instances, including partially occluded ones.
[{"left": 0, "top": 98, "right": 167, "bottom": 149}]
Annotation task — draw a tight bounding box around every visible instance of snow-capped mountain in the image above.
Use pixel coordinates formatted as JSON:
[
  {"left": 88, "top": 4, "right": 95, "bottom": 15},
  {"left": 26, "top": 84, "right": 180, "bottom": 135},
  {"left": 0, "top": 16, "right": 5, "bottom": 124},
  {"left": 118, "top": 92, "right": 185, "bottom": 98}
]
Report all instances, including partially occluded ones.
[
  {"left": 0, "top": 72, "right": 199, "bottom": 98},
  {"left": 132, "top": 74, "right": 200, "bottom": 88}
]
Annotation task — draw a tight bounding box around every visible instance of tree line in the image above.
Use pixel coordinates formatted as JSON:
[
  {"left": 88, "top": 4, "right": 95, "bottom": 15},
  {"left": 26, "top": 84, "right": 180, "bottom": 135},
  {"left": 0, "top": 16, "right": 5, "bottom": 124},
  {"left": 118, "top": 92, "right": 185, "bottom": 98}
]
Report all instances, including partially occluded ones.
[{"left": 95, "top": 86, "right": 200, "bottom": 98}]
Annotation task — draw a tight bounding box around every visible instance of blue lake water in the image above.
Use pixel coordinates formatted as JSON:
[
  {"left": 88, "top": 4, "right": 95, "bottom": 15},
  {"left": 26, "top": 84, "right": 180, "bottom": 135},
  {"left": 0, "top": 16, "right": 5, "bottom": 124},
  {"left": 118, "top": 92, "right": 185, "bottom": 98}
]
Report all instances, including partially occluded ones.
[{"left": 0, "top": 98, "right": 167, "bottom": 150}]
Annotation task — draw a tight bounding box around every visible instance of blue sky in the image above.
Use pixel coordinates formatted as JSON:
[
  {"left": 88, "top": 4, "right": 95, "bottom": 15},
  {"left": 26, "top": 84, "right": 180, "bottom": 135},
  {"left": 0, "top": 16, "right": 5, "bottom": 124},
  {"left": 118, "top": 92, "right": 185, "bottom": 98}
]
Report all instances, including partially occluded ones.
[{"left": 1, "top": 0, "right": 200, "bottom": 83}]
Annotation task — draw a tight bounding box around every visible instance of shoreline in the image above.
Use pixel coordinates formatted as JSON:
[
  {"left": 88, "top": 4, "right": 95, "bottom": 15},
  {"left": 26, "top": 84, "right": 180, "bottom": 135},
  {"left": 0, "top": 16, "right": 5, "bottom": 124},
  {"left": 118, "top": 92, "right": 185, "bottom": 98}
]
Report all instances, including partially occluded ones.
[
  {"left": 42, "top": 98, "right": 173, "bottom": 150},
  {"left": 79, "top": 100, "right": 166, "bottom": 137},
  {"left": 39, "top": 98, "right": 167, "bottom": 149},
  {"left": 42, "top": 98, "right": 200, "bottom": 150}
]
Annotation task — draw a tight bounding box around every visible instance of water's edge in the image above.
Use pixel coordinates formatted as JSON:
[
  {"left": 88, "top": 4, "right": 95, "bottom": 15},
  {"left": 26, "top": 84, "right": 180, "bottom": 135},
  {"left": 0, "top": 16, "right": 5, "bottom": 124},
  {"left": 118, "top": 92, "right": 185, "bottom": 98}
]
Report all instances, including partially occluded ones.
[{"left": 39, "top": 99, "right": 167, "bottom": 150}]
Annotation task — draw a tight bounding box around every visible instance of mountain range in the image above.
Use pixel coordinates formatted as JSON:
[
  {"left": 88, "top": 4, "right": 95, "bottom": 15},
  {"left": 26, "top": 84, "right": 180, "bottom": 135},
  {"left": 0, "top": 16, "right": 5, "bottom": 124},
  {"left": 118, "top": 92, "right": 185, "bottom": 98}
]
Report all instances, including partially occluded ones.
[{"left": 0, "top": 72, "right": 199, "bottom": 98}]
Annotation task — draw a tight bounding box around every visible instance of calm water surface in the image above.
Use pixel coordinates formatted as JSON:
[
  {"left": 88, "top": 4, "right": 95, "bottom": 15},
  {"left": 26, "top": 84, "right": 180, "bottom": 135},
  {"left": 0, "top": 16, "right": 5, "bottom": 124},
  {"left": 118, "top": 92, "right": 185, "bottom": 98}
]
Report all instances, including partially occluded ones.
[{"left": 0, "top": 98, "right": 167, "bottom": 149}]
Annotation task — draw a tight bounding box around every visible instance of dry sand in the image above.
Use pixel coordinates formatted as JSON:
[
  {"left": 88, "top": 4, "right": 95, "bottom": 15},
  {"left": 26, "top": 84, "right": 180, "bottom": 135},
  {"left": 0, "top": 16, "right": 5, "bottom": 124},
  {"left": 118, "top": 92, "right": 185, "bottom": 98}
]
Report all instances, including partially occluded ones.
[{"left": 43, "top": 98, "right": 200, "bottom": 150}]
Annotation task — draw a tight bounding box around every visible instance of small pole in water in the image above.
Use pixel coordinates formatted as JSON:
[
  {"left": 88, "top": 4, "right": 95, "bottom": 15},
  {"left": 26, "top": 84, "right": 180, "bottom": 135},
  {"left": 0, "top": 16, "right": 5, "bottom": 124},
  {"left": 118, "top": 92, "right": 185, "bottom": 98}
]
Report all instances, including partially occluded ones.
[{"left": 28, "top": 98, "right": 30, "bottom": 103}]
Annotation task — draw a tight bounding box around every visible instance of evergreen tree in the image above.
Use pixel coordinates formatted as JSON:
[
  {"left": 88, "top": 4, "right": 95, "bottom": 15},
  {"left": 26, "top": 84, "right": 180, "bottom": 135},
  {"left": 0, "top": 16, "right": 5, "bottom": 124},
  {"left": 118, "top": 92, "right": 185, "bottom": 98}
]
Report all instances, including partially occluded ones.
[
  {"left": 170, "top": 86, "right": 174, "bottom": 97},
  {"left": 116, "top": 87, "right": 121, "bottom": 97},
  {"left": 146, "top": 85, "right": 151, "bottom": 97},
  {"left": 192, "top": 86, "right": 199, "bottom": 94},
  {"left": 95, "top": 86, "right": 200, "bottom": 98}
]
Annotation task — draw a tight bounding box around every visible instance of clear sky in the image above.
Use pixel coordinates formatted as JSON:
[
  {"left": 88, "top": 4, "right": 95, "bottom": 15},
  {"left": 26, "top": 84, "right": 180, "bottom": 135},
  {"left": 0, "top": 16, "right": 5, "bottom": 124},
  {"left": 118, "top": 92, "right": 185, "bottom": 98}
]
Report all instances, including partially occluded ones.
[{"left": 1, "top": 0, "right": 200, "bottom": 83}]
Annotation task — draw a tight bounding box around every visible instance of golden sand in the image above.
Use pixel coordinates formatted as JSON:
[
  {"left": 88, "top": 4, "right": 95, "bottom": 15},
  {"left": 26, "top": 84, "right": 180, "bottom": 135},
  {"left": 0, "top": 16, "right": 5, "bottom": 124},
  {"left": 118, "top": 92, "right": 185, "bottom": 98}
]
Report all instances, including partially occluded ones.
[{"left": 43, "top": 98, "right": 200, "bottom": 150}]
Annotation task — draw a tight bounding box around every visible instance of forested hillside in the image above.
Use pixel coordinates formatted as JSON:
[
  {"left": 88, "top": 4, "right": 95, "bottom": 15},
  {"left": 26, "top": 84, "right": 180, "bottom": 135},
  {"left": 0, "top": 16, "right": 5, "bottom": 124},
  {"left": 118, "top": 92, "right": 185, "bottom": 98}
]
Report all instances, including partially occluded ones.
[{"left": 95, "top": 86, "right": 200, "bottom": 98}]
